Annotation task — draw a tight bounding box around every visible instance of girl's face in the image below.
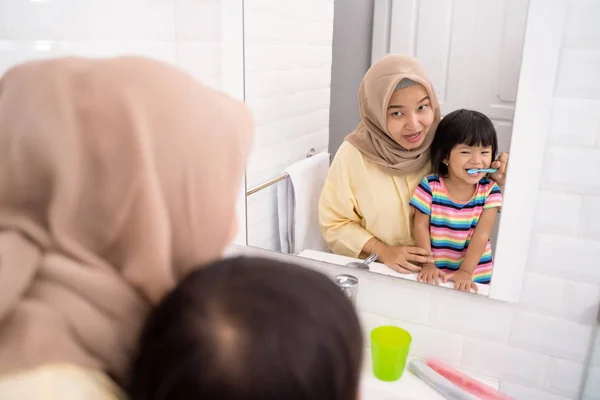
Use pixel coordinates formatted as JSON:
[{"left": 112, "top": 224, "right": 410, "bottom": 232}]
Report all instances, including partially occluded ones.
[
  {"left": 386, "top": 84, "right": 434, "bottom": 150},
  {"left": 445, "top": 144, "right": 493, "bottom": 184}
]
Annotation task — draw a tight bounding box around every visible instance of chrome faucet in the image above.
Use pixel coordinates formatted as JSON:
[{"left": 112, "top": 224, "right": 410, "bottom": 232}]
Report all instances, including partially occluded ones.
[{"left": 334, "top": 274, "right": 359, "bottom": 306}]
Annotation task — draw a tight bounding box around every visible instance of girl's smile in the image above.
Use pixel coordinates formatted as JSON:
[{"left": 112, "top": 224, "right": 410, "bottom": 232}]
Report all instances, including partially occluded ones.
[{"left": 445, "top": 144, "right": 493, "bottom": 185}]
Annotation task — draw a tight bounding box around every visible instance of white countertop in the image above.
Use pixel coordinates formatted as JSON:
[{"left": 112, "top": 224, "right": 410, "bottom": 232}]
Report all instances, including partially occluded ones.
[
  {"left": 297, "top": 249, "right": 490, "bottom": 297},
  {"left": 360, "top": 356, "right": 499, "bottom": 399}
]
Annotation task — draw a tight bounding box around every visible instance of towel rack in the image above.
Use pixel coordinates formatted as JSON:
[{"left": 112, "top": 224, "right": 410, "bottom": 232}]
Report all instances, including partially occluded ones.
[{"left": 246, "top": 148, "right": 317, "bottom": 196}]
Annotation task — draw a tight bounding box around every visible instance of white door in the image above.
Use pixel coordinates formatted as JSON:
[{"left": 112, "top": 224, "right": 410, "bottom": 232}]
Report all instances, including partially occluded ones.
[{"left": 371, "top": 0, "right": 530, "bottom": 153}]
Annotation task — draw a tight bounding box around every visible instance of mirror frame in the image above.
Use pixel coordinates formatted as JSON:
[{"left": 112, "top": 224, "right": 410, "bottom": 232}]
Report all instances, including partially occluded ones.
[
  {"left": 233, "top": 0, "right": 569, "bottom": 304},
  {"left": 487, "top": 0, "right": 567, "bottom": 302},
  {"left": 221, "top": 0, "right": 247, "bottom": 247}
]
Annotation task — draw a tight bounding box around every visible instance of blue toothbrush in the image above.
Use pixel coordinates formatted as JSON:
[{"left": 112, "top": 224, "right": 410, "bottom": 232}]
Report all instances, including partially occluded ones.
[{"left": 467, "top": 168, "right": 498, "bottom": 175}]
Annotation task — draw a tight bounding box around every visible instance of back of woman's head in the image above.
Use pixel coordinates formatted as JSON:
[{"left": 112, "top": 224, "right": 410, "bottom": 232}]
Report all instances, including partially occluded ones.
[{"left": 129, "top": 256, "right": 364, "bottom": 400}]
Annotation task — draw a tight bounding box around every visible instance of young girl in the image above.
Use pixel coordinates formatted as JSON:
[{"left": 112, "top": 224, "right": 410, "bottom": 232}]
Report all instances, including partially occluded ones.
[
  {"left": 410, "top": 109, "right": 503, "bottom": 293},
  {"left": 129, "top": 256, "right": 363, "bottom": 400}
]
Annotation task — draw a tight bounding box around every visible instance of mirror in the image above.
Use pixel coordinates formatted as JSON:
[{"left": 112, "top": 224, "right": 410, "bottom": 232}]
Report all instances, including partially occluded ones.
[{"left": 243, "top": 0, "right": 530, "bottom": 297}]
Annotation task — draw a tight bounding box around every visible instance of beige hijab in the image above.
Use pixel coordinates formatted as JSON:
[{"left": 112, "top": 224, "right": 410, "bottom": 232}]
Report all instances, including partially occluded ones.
[
  {"left": 346, "top": 54, "right": 441, "bottom": 175},
  {"left": 0, "top": 56, "right": 253, "bottom": 384}
]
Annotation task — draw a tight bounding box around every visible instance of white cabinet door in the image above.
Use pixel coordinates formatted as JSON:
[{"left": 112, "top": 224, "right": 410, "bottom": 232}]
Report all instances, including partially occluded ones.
[{"left": 372, "top": 0, "right": 529, "bottom": 152}]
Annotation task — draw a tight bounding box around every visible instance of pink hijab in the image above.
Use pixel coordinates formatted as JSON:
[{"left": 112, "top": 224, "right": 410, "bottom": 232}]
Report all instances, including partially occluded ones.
[
  {"left": 0, "top": 56, "right": 253, "bottom": 383},
  {"left": 346, "top": 54, "right": 441, "bottom": 175}
]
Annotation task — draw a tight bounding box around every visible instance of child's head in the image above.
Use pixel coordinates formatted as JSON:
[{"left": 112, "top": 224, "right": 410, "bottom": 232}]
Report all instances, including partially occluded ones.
[
  {"left": 431, "top": 109, "right": 498, "bottom": 181},
  {"left": 129, "top": 256, "right": 363, "bottom": 400}
]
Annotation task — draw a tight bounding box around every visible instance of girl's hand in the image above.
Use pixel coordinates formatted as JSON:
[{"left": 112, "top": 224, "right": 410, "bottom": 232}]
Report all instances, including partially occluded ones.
[
  {"left": 444, "top": 270, "right": 479, "bottom": 293},
  {"left": 377, "top": 244, "right": 434, "bottom": 274},
  {"left": 417, "top": 264, "right": 446, "bottom": 285},
  {"left": 489, "top": 152, "right": 508, "bottom": 187}
]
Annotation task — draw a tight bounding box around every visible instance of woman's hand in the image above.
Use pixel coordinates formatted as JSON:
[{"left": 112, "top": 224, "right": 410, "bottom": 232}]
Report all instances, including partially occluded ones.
[
  {"left": 444, "top": 270, "right": 478, "bottom": 293},
  {"left": 376, "top": 243, "right": 434, "bottom": 274},
  {"left": 489, "top": 152, "right": 508, "bottom": 187},
  {"left": 417, "top": 264, "right": 446, "bottom": 285}
]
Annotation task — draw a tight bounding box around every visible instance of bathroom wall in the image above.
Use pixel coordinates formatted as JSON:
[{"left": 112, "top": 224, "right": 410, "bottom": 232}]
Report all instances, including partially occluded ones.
[
  {"left": 244, "top": 0, "right": 334, "bottom": 252},
  {"left": 0, "top": 0, "right": 222, "bottom": 89},
  {"left": 232, "top": 1, "right": 600, "bottom": 398}
]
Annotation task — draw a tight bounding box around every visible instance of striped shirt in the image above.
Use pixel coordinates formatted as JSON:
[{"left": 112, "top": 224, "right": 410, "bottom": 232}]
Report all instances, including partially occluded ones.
[{"left": 410, "top": 174, "right": 503, "bottom": 284}]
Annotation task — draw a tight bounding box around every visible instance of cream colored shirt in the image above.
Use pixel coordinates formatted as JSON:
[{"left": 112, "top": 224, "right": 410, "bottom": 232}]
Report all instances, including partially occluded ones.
[
  {"left": 0, "top": 364, "right": 126, "bottom": 400},
  {"left": 319, "top": 141, "right": 431, "bottom": 258}
]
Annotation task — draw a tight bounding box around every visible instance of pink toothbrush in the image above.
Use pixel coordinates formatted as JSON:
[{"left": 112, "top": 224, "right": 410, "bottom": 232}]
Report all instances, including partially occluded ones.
[{"left": 426, "top": 358, "right": 514, "bottom": 400}]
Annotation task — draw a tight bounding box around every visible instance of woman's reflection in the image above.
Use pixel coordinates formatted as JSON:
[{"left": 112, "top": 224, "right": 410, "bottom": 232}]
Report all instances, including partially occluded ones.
[{"left": 318, "top": 54, "right": 508, "bottom": 292}]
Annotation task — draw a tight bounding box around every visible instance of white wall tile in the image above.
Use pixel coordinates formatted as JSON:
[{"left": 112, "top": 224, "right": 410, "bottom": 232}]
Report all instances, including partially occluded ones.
[
  {"left": 582, "top": 196, "right": 600, "bottom": 240},
  {"left": 247, "top": 89, "right": 330, "bottom": 128},
  {"left": 247, "top": 185, "right": 280, "bottom": 252},
  {"left": 561, "top": 281, "right": 600, "bottom": 324},
  {"left": 429, "top": 291, "right": 514, "bottom": 342},
  {"left": 545, "top": 358, "right": 586, "bottom": 398},
  {"left": 356, "top": 274, "right": 432, "bottom": 324},
  {"left": 244, "top": 43, "right": 298, "bottom": 72},
  {"left": 555, "top": 48, "right": 600, "bottom": 98},
  {"left": 519, "top": 273, "right": 565, "bottom": 314},
  {"left": 509, "top": 312, "right": 593, "bottom": 362},
  {"left": 548, "top": 97, "right": 600, "bottom": 148},
  {"left": 500, "top": 381, "right": 572, "bottom": 400},
  {"left": 563, "top": 0, "right": 600, "bottom": 47},
  {"left": 284, "top": 0, "right": 335, "bottom": 23},
  {"left": 541, "top": 147, "right": 600, "bottom": 195},
  {"left": 90, "top": 0, "right": 176, "bottom": 41},
  {"left": 533, "top": 191, "right": 582, "bottom": 236},
  {"left": 528, "top": 234, "right": 600, "bottom": 284},
  {"left": 176, "top": 41, "right": 221, "bottom": 87},
  {"left": 0, "top": 0, "right": 92, "bottom": 40},
  {"left": 389, "top": 320, "right": 464, "bottom": 366},
  {"left": 245, "top": 68, "right": 332, "bottom": 100},
  {"left": 462, "top": 338, "right": 549, "bottom": 386},
  {"left": 174, "top": 0, "right": 220, "bottom": 41},
  {"left": 358, "top": 311, "right": 391, "bottom": 348}
]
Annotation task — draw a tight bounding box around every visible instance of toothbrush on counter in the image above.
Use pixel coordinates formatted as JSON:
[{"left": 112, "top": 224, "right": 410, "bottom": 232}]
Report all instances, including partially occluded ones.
[
  {"left": 467, "top": 168, "right": 498, "bottom": 175},
  {"left": 408, "top": 359, "right": 479, "bottom": 400},
  {"left": 425, "top": 358, "right": 514, "bottom": 400}
]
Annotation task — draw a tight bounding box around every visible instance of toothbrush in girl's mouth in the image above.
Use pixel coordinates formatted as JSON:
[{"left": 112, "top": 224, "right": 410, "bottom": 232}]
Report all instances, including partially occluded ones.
[{"left": 467, "top": 168, "right": 498, "bottom": 175}]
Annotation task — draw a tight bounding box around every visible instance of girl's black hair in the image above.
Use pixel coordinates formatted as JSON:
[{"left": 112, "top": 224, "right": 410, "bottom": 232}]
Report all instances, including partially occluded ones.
[
  {"left": 431, "top": 109, "right": 498, "bottom": 176},
  {"left": 129, "top": 256, "right": 363, "bottom": 400}
]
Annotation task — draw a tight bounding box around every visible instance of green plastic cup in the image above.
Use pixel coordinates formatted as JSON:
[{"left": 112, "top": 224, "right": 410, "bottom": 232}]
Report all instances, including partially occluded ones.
[{"left": 370, "top": 325, "right": 412, "bottom": 381}]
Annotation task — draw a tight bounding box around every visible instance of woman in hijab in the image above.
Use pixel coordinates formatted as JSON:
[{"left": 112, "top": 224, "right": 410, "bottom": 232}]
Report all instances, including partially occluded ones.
[
  {"left": 319, "top": 54, "right": 507, "bottom": 275},
  {"left": 0, "top": 56, "right": 253, "bottom": 398}
]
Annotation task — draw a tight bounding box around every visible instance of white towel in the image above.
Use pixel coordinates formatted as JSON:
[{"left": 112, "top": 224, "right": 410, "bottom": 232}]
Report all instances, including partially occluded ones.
[{"left": 277, "top": 152, "right": 330, "bottom": 254}]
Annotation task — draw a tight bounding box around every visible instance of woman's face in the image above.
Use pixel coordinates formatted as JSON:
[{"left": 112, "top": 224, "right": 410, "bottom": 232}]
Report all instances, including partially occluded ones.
[{"left": 386, "top": 84, "right": 434, "bottom": 150}]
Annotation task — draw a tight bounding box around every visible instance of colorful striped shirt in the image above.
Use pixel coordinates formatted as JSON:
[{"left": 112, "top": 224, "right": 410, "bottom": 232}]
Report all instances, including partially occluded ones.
[{"left": 409, "top": 174, "right": 503, "bottom": 284}]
